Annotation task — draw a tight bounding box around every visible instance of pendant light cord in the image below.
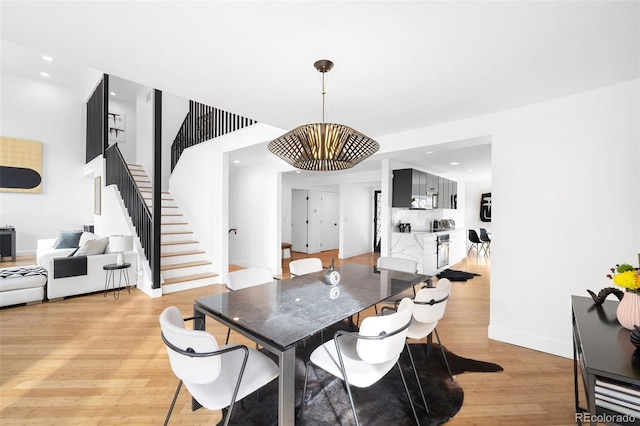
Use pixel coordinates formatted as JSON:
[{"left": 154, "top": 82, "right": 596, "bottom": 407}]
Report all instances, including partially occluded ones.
[{"left": 321, "top": 71, "right": 326, "bottom": 123}]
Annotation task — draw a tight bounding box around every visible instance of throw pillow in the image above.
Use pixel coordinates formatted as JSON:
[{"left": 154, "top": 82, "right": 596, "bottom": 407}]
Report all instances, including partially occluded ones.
[
  {"left": 74, "top": 237, "right": 109, "bottom": 256},
  {"left": 53, "top": 230, "right": 83, "bottom": 249},
  {"left": 78, "top": 232, "right": 98, "bottom": 247}
]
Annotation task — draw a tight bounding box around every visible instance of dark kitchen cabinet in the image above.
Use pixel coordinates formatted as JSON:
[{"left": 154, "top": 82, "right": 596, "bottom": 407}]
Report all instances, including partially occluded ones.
[
  {"left": 392, "top": 169, "right": 413, "bottom": 208},
  {"left": 393, "top": 168, "right": 457, "bottom": 209}
]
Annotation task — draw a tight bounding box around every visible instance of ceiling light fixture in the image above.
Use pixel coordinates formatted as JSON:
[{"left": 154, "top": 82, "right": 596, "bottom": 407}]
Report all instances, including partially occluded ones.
[
  {"left": 110, "top": 91, "right": 116, "bottom": 96},
  {"left": 40, "top": 72, "right": 49, "bottom": 77},
  {"left": 267, "top": 59, "right": 379, "bottom": 171},
  {"left": 450, "top": 162, "right": 459, "bottom": 165},
  {"left": 42, "top": 55, "right": 53, "bottom": 62}
]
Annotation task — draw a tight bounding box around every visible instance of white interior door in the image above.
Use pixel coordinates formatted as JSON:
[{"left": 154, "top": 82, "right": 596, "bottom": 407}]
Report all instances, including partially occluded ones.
[
  {"left": 291, "top": 189, "right": 308, "bottom": 253},
  {"left": 320, "top": 191, "right": 339, "bottom": 251}
]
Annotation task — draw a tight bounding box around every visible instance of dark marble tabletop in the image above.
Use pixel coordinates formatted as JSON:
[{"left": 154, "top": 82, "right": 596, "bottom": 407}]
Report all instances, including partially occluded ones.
[{"left": 195, "top": 263, "right": 428, "bottom": 351}]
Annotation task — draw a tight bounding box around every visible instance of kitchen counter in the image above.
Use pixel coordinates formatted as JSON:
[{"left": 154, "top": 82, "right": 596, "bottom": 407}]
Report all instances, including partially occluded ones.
[
  {"left": 391, "top": 229, "right": 466, "bottom": 275},
  {"left": 392, "top": 230, "right": 455, "bottom": 235}
]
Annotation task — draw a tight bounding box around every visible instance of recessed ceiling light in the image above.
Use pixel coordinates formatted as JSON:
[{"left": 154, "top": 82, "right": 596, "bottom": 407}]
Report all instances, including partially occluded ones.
[
  {"left": 467, "top": 169, "right": 473, "bottom": 172},
  {"left": 233, "top": 160, "right": 240, "bottom": 164},
  {"left": 40, "top": 72, "right": 49, "bottom": 78},
  {"left": 426, "top": 151, "right": 434, "bottom": 154},
  {"left": 450, "top": 162, "right": 459, "bottom": 166},
  {"left": 42, "top": 55, "right": 53, "bottom": 62},
  {"left": 295, "top": 170, "right": 302, "bottom": 173},
  {"left": 109, "top": 91, "right": 116, "bottom": 96}
]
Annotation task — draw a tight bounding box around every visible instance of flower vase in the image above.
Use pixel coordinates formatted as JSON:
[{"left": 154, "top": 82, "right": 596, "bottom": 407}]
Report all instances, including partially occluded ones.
[{"left": 616, "top": 292, "right": 640, "bottom": 330}]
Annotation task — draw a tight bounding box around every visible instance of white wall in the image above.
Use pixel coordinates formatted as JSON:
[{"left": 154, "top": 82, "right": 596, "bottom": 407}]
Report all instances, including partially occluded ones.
[
  {"left": 339, "top": 183, "right": 374, "bottom": 258},
  {"left": 0, "top": 72, "right": 96, "bottom": 253},
  {"left": 228, "top": 161, "right": 281, "bottom": 272},
  {"left": 107, "top": 98, "right": 137, "bottom": 164},
  {"left": 378, "top": 79, "right": 639, "bottom": 358},
  {"left": 169, "top": 123, "right": 285, "bottom": 278}
]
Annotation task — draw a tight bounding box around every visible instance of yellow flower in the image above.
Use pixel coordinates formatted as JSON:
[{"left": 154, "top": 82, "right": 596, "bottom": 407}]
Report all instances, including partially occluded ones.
[{"left": 612, "top": 270, "right": 640, "bottom": 292}]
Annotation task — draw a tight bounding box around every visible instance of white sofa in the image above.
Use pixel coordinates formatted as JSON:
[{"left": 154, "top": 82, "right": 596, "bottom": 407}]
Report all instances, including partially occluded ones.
[
  {"left": 37, "top": 235, "right": 137, "bottom": 300},
  {"left": 0, "top": 265, "right": 48, "bottom": 307}
]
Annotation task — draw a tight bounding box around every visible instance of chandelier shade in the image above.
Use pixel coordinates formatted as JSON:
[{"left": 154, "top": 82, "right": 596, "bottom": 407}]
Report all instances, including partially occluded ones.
[
  {"left": 268, "top": 59, "right": 379, "bottom": 171},
  {"left": 267, "top": 122, "right": 379, "bottom": 171}
]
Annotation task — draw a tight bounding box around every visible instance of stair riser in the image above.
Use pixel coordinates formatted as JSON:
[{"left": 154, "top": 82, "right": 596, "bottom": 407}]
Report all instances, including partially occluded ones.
[
  {"left": 161, "top": 243, "right": 200, "bottom": 254},
  {"left": 161, "top": 216, "right": 186, "bottom": 225},
  {"left": 145, "top": 200, "right": 178, "bottom": 209},
  {"left": 162, "top": 223, "right": 190, "bottom": 233},
  {"left": 161, "top": 253, "right": 206, "bottom": 266},
  {"left": 161, "top": 233, "right": 194, "bottom": 243},
  {"left": 162, "top": 277, "right": 220, "bottom": 294},
  {"left": 162, "top": 265, "right": 213, "bottom": 279}
]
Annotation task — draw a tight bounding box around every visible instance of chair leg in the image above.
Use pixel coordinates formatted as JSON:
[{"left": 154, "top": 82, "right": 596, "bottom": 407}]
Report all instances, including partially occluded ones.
[
  {"left": 405, "top": 341, "right": 430, "bottom": 415},
  {"left": 343, "top": 378, "right": 360, "bottom": 426},
  {"left": 299, "top": 363, "right": 312, "bottom": 420},
  {"left": 224, "top": 328, "right": 231, "bottom": 344},
  {"left": 163, "top": 380, "right": 183, "bottom": 426},
  {"left": 396, "top": 361, "right": 421, "bottom": 426},
  {"left": 434, "top": 328, "right": 454, "bottom": 380}
]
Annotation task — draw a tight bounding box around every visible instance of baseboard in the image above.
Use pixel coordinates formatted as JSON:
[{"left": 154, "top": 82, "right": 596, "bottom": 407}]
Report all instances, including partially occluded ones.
[{"left": 488, "top": 323, "right": 572, "bottom": 359}]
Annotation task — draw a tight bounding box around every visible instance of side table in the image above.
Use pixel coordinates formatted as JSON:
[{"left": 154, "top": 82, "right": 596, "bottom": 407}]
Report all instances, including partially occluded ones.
[
  {"left": 0, "top": 228, "right": 16, "bottom": 262},
  {"left": 103, "top": 263, "right": 131, "bottom": 299}
]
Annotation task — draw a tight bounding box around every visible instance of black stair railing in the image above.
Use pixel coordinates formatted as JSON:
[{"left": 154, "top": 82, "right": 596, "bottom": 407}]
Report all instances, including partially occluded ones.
[
  {"left": 105, "top": 144, "right": 153, "bottom": 267},
  {"left": 171, "top": 100, "right": 257, "bottom": 170},
  {"left": 85, "top": 75, "right": 108, "bottom": 164}
]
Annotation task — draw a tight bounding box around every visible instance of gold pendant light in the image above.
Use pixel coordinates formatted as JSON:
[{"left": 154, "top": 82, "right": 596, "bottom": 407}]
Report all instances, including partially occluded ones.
[{"left": 268, "top": 60, "right": 379, "bottom": 171}]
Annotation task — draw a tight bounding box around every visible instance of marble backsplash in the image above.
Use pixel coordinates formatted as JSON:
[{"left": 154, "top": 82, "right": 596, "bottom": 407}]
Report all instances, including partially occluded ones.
[{"left": 392, "top": 208, "right": 443, "bottom": 232}]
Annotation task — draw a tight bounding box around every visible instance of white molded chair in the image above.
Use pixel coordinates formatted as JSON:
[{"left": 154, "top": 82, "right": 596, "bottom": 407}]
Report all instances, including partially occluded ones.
[
  {"left": 225, "top": 266, "right": 274, "bottom": 343},
  {"left": 289, "top": 258, "right": 323, "bottom": 277},
  {"left": 301, "top": 298, "right": 420, "bottom": 426},
  {"left": 226, "top": 266, "right": 274, "bottom": 291},
  {"left": 159, "top": 306, "right": 279, "bottom": 426},
  {"left": 375, "top": 256, "right": 423, "bottom": 313},
  {"left": 405, "top": 278, "right": 454, "bottom": 413}
]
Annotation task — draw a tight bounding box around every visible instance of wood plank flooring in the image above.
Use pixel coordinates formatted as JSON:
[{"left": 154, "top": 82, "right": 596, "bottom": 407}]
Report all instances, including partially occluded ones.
[{"left": 0, "top": 252, "right": 579, "bottom": 425}]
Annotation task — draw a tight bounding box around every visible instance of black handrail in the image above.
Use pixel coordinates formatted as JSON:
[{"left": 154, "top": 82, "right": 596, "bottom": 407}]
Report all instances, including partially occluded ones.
[
  {"left": 170, "top": 100, "right": 257, "bottom": 170},
  {"left": 105, "top": 144, "right": 153, "bottom": 274}
]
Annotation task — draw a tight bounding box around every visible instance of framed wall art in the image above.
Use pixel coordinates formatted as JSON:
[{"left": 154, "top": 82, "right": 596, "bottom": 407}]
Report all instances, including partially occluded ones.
[{"left": 0, "top": 136, "right": 43, "bottom": 193}]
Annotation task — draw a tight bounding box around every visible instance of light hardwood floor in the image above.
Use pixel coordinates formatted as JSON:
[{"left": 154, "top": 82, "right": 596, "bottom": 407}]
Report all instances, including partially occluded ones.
[{"left": 0, "top": 252, "right": 579, "bottom": 425}]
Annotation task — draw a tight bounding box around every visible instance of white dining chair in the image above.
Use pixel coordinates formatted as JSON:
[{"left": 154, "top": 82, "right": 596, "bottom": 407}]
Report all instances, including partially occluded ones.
[
  {"left": 404, "top": 278, "right": 454, "bottom": 413},
  {"left": 289, "top": 258, "right": 323, "bottom": 277},
  {"left": 374, "top": 256, "right": 423, "bottom": 313},
  {"left": 300, "top": 298, "right": 421, "bottom": 426},
  {"left": 224, "top": 266, "right": 274, "bottom": 343},
  {"left": 159, "top": 306, "right": 279, "bottom": 426},
  {"left": 226, "top": 266, "right": 274, "bottom": 291}
]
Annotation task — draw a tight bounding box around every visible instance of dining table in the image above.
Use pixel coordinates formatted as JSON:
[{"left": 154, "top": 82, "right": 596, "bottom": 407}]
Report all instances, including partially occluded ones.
[{"left": 193, "top": 262, "right": 429, "bottom": 426}]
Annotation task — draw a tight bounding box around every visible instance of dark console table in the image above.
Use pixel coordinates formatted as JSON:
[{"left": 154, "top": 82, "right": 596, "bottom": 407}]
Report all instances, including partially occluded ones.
[
  {"left": 0, "top": 228, "right": 16, "bottom": 262},
  {"left": 572, "top": 295, "right": 640, "bottom": 425}
]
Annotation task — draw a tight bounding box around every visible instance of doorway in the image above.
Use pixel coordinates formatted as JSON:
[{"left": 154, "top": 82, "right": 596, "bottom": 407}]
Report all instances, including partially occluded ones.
[
  {"left": 373, "top": 190, "right": 381, "bottom": 252},
  {"left": 291, "top": 189, "right": 339, "bottom": 254}
]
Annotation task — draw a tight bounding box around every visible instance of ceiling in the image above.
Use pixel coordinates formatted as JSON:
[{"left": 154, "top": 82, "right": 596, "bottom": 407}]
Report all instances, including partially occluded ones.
[{"left": 1, "top": 1, "right": 638, "bottom": 182}]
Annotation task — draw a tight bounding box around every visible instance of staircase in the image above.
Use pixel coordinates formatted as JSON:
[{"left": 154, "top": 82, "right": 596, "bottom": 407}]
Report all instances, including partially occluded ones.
[{"left": 127, "top": 164, "right": 218, "bottom": 293}]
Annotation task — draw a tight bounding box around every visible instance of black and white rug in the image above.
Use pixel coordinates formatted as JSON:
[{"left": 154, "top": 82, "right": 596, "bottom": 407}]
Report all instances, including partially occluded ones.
[{"left": 218, "top": 334, "right": 502, "bottom": 425}]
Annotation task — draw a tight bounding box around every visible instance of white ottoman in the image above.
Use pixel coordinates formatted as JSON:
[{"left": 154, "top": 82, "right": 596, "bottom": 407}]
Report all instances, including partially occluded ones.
[{"left": 0, "top": 265, "right": 47, "bottom": 307}]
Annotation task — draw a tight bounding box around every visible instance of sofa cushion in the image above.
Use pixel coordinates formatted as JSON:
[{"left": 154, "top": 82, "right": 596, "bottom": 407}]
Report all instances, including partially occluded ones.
[
  {"left": 53, "top": 230, "right": 83, "bottom": 249},
  {"left": 0, "top": 266, "right": 47, "bottom": 291},
  {"left": 79, "top": 232, "right": 98, "bottom": 247},
  {"left": 74, "top": 237, "right": 109, "bottom": 256}
]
